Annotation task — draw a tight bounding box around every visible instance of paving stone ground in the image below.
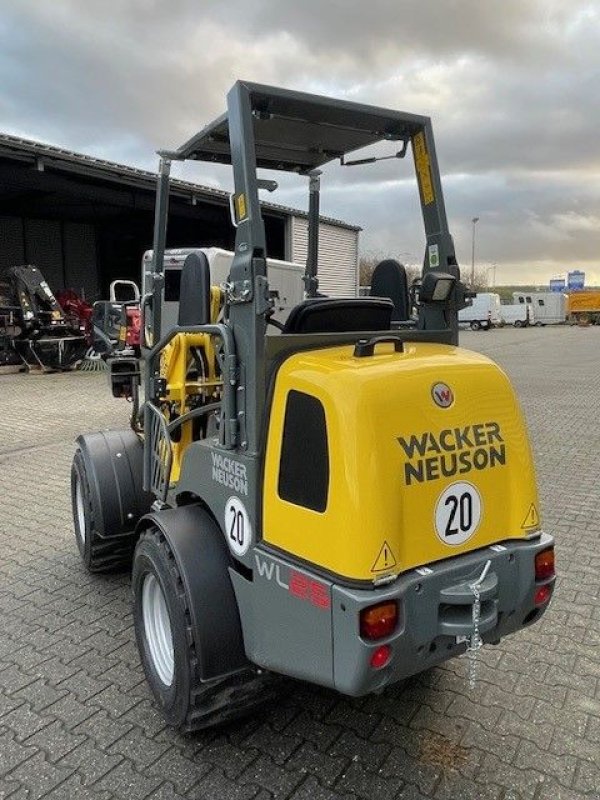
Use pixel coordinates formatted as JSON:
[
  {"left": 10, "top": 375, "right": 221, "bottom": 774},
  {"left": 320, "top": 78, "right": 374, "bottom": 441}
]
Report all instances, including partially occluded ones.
[{"left": 0, "top": 326, "right": 599, "bottom": 800}]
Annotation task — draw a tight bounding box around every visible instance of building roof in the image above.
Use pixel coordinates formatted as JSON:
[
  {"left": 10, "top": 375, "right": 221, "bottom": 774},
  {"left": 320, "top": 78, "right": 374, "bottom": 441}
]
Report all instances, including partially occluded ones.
[{"left": 0, "top": 132, "right": 361, "bottom": 232}]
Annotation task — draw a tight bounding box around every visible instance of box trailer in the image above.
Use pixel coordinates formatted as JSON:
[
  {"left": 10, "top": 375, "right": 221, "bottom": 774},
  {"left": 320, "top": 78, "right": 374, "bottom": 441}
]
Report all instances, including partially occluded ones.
[
  {"left": 143, "top": 247, "right": 304, "bottom": 334},
  {"left": 513, "top": 292, "right": 566, "bottom": 325},
  {"left": 500, "top": 303, "right": 533, "bottom": 327}
]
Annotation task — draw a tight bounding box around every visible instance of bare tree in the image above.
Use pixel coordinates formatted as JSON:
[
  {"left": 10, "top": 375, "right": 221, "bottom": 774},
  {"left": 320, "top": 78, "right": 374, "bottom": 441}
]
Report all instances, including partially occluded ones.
[
  {"left": 359, "top": 251, "right": 421, "bottom": 288},
  {"left": 470, "top": 267, "right": 491, "bottom": 293}
]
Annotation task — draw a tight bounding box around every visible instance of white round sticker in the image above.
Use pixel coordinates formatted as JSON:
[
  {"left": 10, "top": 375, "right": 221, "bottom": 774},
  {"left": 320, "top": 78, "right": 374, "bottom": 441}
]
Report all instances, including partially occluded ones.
[
  {"left": 435, "top": 481, "right": 482, "bottom": 546},
  {"left": 224, "top": 496, "right": 252, "bottom": 557}
]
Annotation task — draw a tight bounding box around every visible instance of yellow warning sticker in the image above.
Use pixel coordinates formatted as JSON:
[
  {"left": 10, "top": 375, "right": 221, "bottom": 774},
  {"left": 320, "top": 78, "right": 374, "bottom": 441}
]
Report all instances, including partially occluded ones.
[
  {"left": 235, "top": 193, "right": 247, "bottom": 222},
  {"left": 371, "top": 541, "right": 398, "bottom": 572},
  {"left": 412, "top": 131, "right": 435, "bottom": 206},
  {"left": 521, "top": 504, "right": 540, "bottom": 529}
]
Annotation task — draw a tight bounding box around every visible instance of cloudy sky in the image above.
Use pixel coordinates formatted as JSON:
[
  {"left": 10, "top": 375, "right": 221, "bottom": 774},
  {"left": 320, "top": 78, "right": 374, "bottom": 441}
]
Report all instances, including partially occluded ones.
[{"left": 1, "top": 0, "right": 599, "bottom": 285}]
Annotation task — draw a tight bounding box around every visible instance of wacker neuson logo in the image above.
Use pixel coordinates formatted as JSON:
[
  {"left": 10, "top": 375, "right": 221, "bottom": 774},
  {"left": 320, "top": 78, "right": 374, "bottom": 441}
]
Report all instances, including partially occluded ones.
[
  {"left": 431, "top": 382, "right": 454, "bottom": 408},
  {"left": 398, "top": 421, "right": 506, "bottom": 485}
]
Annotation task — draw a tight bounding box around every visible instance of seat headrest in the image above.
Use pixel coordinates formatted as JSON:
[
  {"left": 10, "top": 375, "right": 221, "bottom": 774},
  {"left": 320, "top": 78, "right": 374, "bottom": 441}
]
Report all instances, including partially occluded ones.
[
  {"left": 177, "top": 252, "right": 211, "bottom": 327},
  {"left": 370, "top": 259, "right": 410, "bottom": 322}
]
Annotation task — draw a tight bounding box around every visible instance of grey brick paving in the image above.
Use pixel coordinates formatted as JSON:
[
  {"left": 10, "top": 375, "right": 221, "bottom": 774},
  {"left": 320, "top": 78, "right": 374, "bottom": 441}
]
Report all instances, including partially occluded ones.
[{"left": 0, "top": 326, "right": 599, "bottom": 799}]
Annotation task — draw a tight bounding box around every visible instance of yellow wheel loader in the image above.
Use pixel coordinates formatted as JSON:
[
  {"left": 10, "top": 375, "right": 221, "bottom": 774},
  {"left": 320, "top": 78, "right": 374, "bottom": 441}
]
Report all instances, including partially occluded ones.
[{"left": 71, "top": 82, "right": 555, "bottom": 730}]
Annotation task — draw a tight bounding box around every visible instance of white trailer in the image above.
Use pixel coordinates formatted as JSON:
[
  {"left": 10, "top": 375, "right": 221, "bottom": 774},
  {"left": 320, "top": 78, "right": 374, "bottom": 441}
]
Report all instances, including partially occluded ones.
[
  {"left": 459, "top": 292, "right": 502, "bottom": 330},
  {"left": 512, "top": 292, "right": 567, "bottom": 325},
  {"left": 500, "top": 303, "right": 533, "bottom": 328},
  {"left": 143, "top": 247, "right": 304, "bottom": 334}
]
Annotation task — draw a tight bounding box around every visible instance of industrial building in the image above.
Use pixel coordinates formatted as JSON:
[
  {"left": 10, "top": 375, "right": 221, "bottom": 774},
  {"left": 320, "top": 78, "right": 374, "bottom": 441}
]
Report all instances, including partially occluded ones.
[{"left": 0, "top": 133, "right": 359, "bottom": 301}]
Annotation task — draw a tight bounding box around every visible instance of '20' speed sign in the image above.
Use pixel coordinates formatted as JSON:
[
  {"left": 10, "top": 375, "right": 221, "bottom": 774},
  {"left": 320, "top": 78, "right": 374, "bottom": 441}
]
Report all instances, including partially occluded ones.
[
  {"left": 434, "top": 481, "right": 482, "bottom": 545},
  {"left": 224, "top": 496, "right": 253, "bottom": 557}
]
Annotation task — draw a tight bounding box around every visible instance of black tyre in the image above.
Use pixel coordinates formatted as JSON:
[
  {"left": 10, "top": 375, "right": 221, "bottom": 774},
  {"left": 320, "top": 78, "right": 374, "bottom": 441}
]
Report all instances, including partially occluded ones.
[
  {"left": 71, "top": 448, "right": 136, "bottom": 572},
  {"left": 514, "top": 320, "right": 523, "bottom": 328},
  {"left": 132, "top": 526, "right": 278, "bottom": 731},
  {"left": 470, "top": 320, "right": 481, "bottom": 331}
]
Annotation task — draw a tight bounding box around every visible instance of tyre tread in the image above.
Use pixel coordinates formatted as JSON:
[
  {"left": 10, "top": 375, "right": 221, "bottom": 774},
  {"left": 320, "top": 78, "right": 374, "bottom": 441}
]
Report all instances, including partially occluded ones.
[
  {"left": 72, "top": 449, "right": 136, "bottom": 573},
  {"left": 139, "top": 527, "right": 280, "bottom": 732}
]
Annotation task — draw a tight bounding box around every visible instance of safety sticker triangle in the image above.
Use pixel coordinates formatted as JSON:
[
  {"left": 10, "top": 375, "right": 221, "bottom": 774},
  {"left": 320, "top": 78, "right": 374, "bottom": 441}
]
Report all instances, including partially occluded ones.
[
  {"left": 371, "top": 540, "right": 398, "bottom": 572},
  {"left": 521, "top": 504, "right": 540, "bottom": 529}
]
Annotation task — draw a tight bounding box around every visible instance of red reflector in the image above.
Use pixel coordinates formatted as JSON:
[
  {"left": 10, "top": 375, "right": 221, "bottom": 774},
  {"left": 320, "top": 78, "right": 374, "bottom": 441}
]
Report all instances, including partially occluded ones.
[
  {"left": 535, "top": 548, "right": 555, "bottom": 581},
  {"left": 360, "top": 601, "right": 398, "bottom": 640},
  {"left": 370, "top": 644, "right": 391, "bottom": 669},
  {"left": 534, "top": 585, "right": 552, "bottom": 606}
]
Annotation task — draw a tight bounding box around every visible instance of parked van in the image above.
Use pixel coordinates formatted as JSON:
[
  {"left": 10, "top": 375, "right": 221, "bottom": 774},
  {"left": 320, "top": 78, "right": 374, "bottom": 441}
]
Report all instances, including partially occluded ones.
[
  {"left": 500, "top": 303, "right": 533, "bottom": 327},
  {"left": 459, "top": 292, "right": 502, "bottom": 330},
  {"left": 513, "top": 292, "right": 566, "bottom": 325}
]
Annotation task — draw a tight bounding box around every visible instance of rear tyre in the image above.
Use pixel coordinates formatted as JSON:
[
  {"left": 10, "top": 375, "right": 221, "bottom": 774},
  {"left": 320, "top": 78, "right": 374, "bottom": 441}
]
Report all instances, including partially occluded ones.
[
  {"left": 71, "top": 449, "right": 136, "bottom": 572},
  {"left": 470, "top": 320, "right": 481, "bottom": 331},
  {"left": 535, "top": 321, "right": 544, "bottom": 327},
  {"left": 132, "top": 526, "right": 279, "bottom": 731},
  {"left": 514, "top": 320, "right": 523, "bottom": 328}
]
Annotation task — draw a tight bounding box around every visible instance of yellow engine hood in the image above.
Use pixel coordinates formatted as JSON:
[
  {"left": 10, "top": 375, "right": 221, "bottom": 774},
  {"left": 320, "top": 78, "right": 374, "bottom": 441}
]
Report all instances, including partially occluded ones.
[{"left": 263, "top": 341, "right": 540, "bottom": 582}]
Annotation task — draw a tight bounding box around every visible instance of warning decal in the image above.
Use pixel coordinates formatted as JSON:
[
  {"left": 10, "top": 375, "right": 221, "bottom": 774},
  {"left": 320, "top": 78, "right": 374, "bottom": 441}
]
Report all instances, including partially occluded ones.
[
  {"left": 521, "top": 504, "right": 540, "bottom": 529},
  {"left": 235, "top": 193, "right": 247, "bottom": 222},
  {"left": 412, "top": 131, "right": 435, "bottom": 205},
  {"left": 371, "top": 541, "right": 397, "bottom": 572}
]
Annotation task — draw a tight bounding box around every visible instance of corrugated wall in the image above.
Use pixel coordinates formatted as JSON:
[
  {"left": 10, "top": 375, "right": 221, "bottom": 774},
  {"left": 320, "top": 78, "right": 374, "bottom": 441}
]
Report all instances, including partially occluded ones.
[
  {"left": 0, "top": 217, "right": 25, "bottom": 280},
  {"left": 290, "top": 217, "right": 358, "bottom": 297},
  {"left": 0, "top": 216, "right": 98, "bottom": 300}
]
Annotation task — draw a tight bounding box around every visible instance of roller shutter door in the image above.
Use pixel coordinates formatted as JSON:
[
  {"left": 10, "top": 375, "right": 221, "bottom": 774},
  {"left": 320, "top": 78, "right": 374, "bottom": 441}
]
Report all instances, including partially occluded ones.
[
  {"left": 24, "top": 219, "right": 63, "bottom": 290},
  {"left": 63, "top": 222, "right": 98, "bottom": 300},
  {"left": 0, "top": 216, "right": 25, "bottom": 282},
  {"left": 290, "top": 217, "right": 358, "bottom": 298}
]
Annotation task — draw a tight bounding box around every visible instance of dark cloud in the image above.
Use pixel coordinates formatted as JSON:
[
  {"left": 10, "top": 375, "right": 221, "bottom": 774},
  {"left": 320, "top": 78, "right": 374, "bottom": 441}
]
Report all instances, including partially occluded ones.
[{"left": 1, "top": 0, "right": 599, "bottom": 283}]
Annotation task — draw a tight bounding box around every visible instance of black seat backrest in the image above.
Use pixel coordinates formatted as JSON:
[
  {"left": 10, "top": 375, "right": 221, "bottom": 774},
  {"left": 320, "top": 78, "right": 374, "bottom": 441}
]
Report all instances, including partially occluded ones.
[
  {"left": 282, "top": 297, "right": 393, "bottom": 334},
  {"left": 177, "top": 252, "right": 211, "bottom": 327},
  {"left": 370, "top": 259, "right": 410, "bottom": 321}
]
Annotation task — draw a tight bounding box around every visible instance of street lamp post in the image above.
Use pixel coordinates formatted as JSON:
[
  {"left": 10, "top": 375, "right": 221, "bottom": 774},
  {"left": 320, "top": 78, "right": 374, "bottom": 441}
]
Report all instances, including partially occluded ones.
[
  {"left": 471, "top": 216, "right": 479, "bottom": 287},
  {"left": 485, "top": 264, "right": 497, "bottom": 288}
]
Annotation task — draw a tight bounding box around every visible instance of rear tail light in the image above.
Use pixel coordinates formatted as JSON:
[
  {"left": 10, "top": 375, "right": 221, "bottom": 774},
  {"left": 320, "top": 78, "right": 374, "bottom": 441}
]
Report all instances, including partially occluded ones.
[
  {"left": 370, "top": 644, "right": 391, "bottom": 669},
  {"left": 534, "top": 584, "right": 552, "bottom": 606},
  {"left": 360, "top": 601, "right": 398, "bottom": 640},
  {"left": 535, "top": 548, "right": 555, "bottom": 581}
]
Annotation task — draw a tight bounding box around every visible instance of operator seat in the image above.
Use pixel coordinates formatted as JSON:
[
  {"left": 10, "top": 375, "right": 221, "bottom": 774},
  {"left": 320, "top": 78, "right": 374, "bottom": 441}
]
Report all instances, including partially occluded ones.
[
  {"left": 370, "top": 259, "right": 410, "bottom": 322},
  {"left": 177, "top": 252, "right": 211, "bottom": 327},
  {"left": 282, "top": 297, "right": 393, "bottom": 334}
]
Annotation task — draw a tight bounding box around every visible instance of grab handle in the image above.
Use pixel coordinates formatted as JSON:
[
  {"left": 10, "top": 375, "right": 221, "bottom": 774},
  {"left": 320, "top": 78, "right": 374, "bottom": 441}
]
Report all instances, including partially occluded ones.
[{"left": 353, "top": 334, "right": 404, "bottom": 358}]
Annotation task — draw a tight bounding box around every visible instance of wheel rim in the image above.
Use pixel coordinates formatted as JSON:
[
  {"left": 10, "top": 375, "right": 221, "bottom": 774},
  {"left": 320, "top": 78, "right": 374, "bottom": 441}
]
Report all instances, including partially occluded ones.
[
  {"left": 142, "top": 573, "right": 174, "bottom": 686},
  {"left": 74, "top": 474, "right": 87, "bottom": 546}
]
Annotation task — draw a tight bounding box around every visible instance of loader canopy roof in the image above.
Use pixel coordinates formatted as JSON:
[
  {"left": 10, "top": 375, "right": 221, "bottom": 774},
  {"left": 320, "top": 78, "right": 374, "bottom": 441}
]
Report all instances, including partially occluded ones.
[{"left": 169, "top": 82, "right": 429, "bottom": 173}]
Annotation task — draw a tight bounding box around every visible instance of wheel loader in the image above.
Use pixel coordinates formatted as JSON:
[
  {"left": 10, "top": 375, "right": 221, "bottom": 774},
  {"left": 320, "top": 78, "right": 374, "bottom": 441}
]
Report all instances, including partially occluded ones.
[{"left": 71, "top": 81, "right": 555, "bottom": 731}]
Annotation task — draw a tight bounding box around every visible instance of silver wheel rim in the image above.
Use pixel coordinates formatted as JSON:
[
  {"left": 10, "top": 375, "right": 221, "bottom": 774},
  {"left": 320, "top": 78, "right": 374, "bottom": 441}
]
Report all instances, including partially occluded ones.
[
  {"left": 142, "top": 573, "right": 174, "bottom": 686},
  {"left": 75, "top": 475, "right": 87, "bottom": 546}
]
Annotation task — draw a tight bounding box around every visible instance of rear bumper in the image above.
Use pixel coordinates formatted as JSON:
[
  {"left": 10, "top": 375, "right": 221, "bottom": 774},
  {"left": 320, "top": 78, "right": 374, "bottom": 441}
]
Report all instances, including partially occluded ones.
[{"left": 331, "top": 532, "right": 554, "bottom": 696}]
